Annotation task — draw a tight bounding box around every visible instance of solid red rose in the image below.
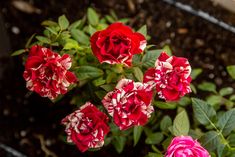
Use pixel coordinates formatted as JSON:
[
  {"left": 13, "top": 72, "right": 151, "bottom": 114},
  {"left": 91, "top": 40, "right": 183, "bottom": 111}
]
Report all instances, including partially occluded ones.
[
  {"left": 102, "top": 79, "right": 154, "bottom": 130},
  {"left": 61, "top": 102, "right": 110, "bottom": 152},
  {"left": 23, "top": 45, "right": 77, "bottom": 99},
  {"left": 144, "top": 52, "right": 191, "bottom": 101},
  {"left": 90, "top": 22, "right": 146, "bottom": 66}
]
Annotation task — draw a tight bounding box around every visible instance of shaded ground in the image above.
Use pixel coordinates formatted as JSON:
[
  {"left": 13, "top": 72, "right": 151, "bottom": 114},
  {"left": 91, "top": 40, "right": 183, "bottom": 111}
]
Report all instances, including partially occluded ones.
[{"left": 0, "top": 0, "right": 235, "bottom": 156}]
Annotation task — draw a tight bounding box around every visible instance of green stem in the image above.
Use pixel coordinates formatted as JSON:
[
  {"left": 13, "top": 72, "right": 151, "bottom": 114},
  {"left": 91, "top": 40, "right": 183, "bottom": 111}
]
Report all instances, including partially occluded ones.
[{"left": 209, "top": 119, "right": 234, "bottom": 150}]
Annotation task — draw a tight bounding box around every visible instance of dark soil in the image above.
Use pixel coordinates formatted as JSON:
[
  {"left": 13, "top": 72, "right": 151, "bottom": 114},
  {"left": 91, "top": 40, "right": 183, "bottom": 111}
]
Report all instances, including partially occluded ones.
[{"left": 0, "top": 0, "right": 235, "bottom": 156}]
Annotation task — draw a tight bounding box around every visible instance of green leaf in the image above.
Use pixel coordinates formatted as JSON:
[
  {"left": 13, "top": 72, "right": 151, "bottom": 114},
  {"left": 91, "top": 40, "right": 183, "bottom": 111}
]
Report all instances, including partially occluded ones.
[
  {"left": 178, "top": 97, "right": 191, "bottom": 107},
  {"left": 162, "top": 136, "right": 173, "bottom": 150},
  {"left": 190, "top": 84, "right": 197, "bottom": 94},
  {"left": 191, "top": 68, "right": 203, "bottom": 80},
  {"left": 206, "top": 95, "right": 222, "bottom": 107},
  {"left": 142, "top": 49, "right": 162, "bottom": 68},
  {"left": 217, "top": 143, "right": 225, "bottom": 157},
  {"left": 192, "top": 98, "right": 217, "bottom": 125},
  {"left": 88, "top": 25, "right": 96, "bottom": 36},
  {"left": 36, "top": 36, "right": 51, "bottom": 44},
  {"left": 100, "top": 84, "right": 114, "bottom": 92},
  {"left": 160, "top": 115, "right": 172, "bottom": 132},
  {"left": 133, "top": 126, "right": 143, "bottom": 146},
  {"left": 104, "top": 137, "right": 112, "bottom": 146},
  {"left": 112, "top": 136, "right": 126, "bottom": 154},
  {"left": 162, "top": 45, "right": 172, "bottom": 56},
  {"left": 200, "top": 131, "right": 220, "bottom": 151},
  {"left": 41, "top": 20, "right": 58, "bottom": 27},
  {"left": 145, "top": 152, "right": 163, "bottom": 157},
  {"left": 173, "top": 110, "right": 190, "bottom": 136},
  {"left": 25, "top": 33, "right": 36, "bottom": 48},
  {"left": 58, "top": 15, "right": 69, "bottom": 30},
  {"left": 95, "top": 90, "right": 106, "bottom": 100},
  {"left": 217, "top": 108, "right": 235, "bottom": 136},
  {"left": 226, "top": 65, "right": 235, "bottom": 79},
  {"left": 11, "top": 49, "right": 26, "bottom": 56},
  {"left": 71, "top": 29, "right": 90, "bottom": 45},
  {"left": 75, "top": 66, "right": 103, "bottom": 80},
  {"left": 63, "top": 39, "right": 79, "bottom": 50},
  {"left": 68, "top": 20, "right": 82, "bottom": 30},
  {"left": 151, "top": 145, "right": 162, "bottom": 154},
  {"left": 92, "top": 77, "right": 106, "bottom": 86},
  {"left": 133, "top": 67, "right": 143, "bottom": 82},
  {"left": 105, "top": 15, "right": 115, "bottom": 23},
  {"left": 219, "top": 87, "right": 234, "bottom": 96},
  {"left": 87, "top": 8, "right": 99, "bottom": 26},
  {"left": 132, "top": 54, "right": 142, "bottom": 66},
  {"left": 153, "top": 101, "right": 177, "bottom": 109},
  {"left": 230, "top": 94, "right": 235, "bottom": 101},
  {"left": 45, "top": 27, "right": 58, "bottom": 35},
  {"left": 137, "top": 25, "right": 147, "bottom": 37},
  {"left": 145, "top": 132, "right": 164, "bottom": 145},
  {"left": 198, "top": 82, "right": 217, "bottom": 93},
  {"left": 227, "top": 133, "right": 235, "bottom": 147},
  {"left": 110, "top": 10, "right": 118, "bottom": 21}
]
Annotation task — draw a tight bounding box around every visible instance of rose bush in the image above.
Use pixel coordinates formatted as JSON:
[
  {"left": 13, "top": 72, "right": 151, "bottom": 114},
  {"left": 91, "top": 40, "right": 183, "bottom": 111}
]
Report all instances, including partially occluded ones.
[
  {"left": 90, "top": 22, "right": 146, "bottom": 66},
  {"left": 61, "top": 102, "right": 110, "bottom": 152},
  {"left": 12, "top": 8, "right": 235, "bottom": 157},
  {"left": 23, "top": 45, "right": 77, "bottom": 99}
]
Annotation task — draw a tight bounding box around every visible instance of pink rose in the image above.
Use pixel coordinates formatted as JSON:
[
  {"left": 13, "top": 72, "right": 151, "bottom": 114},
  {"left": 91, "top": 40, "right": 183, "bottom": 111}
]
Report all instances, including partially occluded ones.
[
  {"left": 23, "top": 45, "right": 77, "bottom": 99},
  {"left": 165, "top": 136, "right": 210, "bottom": 157},
  {"left": 61, "top": 102, "right": 110, "bottom": 152},
  {"left": 90, "top": 22, "right": 146, "bottom": 66},
  {"left": 102, "top": 79, "right": 154, "bottom": 130},
  {"left": 144, "top": 52, "right": 191, "bottom": 101}
]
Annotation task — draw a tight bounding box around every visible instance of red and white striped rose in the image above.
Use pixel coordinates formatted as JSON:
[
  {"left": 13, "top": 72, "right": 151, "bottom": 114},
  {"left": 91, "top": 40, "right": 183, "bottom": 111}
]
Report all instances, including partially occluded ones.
[
  {"left": 165, "top": 136, "right": 210, "bottom": 157},
  {"left": 102, "top": 79, "right": 154, "bottom": 130},
  {"left": 23, "top": 45, "right": 77, "bottom": 99},
  {"left": 61, "top": 102, "right": 110, "bottom": 152},
  {"left": 144, "top": 52, "right": 191, "bottom": 101}
]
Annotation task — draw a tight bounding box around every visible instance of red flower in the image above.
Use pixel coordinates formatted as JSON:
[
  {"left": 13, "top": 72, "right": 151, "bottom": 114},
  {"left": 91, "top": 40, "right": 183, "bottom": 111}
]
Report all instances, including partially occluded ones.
[
  {"left": 23, "top": 45, "right": 77, "bottom": 99},
  {"left": 90, "top": 22, "right": 146, "bottom": 66},
  {"left": 165, "top": 136, "right": 210, "bottom": 157},
  {"left": 102, "top": 79, "right": 154, "bottom": 130},
  {"left": 144, "top": 52, "right": 191, "bottom": 101},
  {"left": 61, "top": 102, "right": 110, "bottom": 152}
]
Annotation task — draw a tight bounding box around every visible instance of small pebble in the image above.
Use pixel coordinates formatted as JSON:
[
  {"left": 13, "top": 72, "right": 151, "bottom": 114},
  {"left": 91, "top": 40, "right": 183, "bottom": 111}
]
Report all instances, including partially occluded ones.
[
  {"left": 3, "top": 108, "right": 10, "bottom": 116},
  {"left": 177, "top": 28, "right": 188, "bottom": 34},
  {"left": 215, "top": 77, "right": 223, "bottom": 85},
  {"left": 195, "top": 39, "right": 204, "bottom": 47},
  {"left": 20, "top": 130, "right": 27, "bottom": 137},
  {"left": 29, "top": 117, "right": 35, "bottom": 122},
  {"left": 209, "top": 73, "right": 215, "bottom": 79},
  {"left": 166, "top": 21, "right": 171, "bottom": 28},
  {"left": 11, "top": 26, "right": 20, "bottom": 34},
  {"left": 222, "top": 71, "right": 227, "bottom": 76},
  {"left": 45, "top": 139, "right": 52, "bottom": 146}
]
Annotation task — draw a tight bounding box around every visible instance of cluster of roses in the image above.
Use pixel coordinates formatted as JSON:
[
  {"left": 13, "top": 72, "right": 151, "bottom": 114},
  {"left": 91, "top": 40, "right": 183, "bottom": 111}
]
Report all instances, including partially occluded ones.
[{"left": 23, "top": 23, "right": 210, "bottom": 156}]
